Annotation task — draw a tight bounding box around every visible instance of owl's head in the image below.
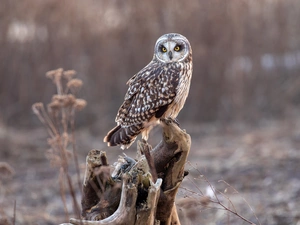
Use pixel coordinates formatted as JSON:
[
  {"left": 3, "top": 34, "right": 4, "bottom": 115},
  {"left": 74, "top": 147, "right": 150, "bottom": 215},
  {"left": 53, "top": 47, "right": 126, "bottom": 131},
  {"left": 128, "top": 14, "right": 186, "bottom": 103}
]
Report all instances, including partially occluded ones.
[{"left": 154, "top": 33, "right": 192, "bottom": 63}]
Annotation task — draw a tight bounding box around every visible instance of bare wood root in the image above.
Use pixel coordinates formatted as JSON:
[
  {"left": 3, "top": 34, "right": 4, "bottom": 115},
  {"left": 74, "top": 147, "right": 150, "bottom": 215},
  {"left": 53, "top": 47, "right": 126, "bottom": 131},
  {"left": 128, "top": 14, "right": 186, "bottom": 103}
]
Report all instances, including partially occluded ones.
[
  {"left": 66, "top": 118, "right": 191, "bottom": 225},
  {"left": 70, "top": 174, "right": 139, "bottom": 225},
  {"left": 151, "top": 118, "right": 191, "bottom": 224},
  {"left": 81, "top": 150, "right": 121, "bottom": 220}
]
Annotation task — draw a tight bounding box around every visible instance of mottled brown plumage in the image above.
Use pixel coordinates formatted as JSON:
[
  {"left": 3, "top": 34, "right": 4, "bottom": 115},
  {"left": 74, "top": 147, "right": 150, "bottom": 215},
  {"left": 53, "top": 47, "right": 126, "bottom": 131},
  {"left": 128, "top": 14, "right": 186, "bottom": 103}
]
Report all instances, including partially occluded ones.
[{"left": 104, "top": 33, "right": 193, "bottom": 149}]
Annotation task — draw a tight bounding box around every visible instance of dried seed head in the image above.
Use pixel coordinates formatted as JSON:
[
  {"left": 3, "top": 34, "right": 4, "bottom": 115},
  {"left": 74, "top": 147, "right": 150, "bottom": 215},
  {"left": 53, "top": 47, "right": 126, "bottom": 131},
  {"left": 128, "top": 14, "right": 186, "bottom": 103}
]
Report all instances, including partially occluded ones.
[
  {"left": 32, "top": 102, "right": 44, "bottom": 115},
  {"left": 74, "top": 99, "right": 87, "bottom": 111},
  {"left": 67, "top": 79, "right": 83, "bottom": 92},
  {"left": 63, "top": 94, "right": 76, "bottom": 107},
  {"left": 56, "top": 68, "right": 63, "bottom": 74},
  {"left": 54, "top": 68, "right": 63, "bottom": 83},
  {"left": 46, "top": 68, "right": 63, "bottom": 82},
  {"left": 48, "top": 100, "right": 61, "bottom": 112},
  {"left": 46, "top": 70, "right": 56, "bottom": 80},
  {"left": 63, "top": 70, "right": 77, "bottom": 80},
  {"left": 52, "top": 94, "right": 64, "bottom": 104}
]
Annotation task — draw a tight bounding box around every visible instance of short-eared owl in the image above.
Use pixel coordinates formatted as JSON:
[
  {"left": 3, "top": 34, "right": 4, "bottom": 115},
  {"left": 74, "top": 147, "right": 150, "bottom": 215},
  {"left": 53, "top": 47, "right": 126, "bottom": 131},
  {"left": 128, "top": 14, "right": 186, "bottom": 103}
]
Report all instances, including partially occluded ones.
[{"left": 104, "top": 33, "right": 193, "bottom": 149}]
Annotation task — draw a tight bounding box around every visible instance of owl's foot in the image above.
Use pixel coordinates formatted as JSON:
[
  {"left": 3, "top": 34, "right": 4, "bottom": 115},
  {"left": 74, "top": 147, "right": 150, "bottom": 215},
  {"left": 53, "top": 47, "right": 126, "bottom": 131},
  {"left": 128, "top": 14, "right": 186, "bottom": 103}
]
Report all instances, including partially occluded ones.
[{"left": 141, "top": 137, "right": 148, "bottom": 145}]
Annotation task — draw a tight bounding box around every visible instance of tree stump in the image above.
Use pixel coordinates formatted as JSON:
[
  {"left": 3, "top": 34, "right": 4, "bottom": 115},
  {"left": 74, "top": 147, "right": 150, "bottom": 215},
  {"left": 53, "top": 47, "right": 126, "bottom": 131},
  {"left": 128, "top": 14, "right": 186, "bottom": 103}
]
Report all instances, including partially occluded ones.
[{"left": 65, "top": 118, "right": 191, "bottom": 225}]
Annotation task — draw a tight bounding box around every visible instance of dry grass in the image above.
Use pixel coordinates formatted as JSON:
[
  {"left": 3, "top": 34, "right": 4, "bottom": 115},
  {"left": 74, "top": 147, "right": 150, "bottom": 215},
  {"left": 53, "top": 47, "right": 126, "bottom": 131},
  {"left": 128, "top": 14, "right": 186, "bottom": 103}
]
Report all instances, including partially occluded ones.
[
  {"left": 1, "top": 0, "right": 300, "bottom": 127},
  {"left": 1, "top": 103, "right": 299, "bottom": 224},
  {"left": 32, "top": 68, "right": 86, "bottom": 223},
  {"left": 179, "top": 162, "right": 261, "bottom": 225}
]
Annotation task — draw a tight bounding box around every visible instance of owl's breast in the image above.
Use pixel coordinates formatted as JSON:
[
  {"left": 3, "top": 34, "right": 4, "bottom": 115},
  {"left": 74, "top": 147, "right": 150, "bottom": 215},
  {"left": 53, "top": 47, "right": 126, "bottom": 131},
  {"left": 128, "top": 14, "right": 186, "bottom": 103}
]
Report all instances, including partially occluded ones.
[{"left": 163, "top": 62, "right": 192, "bottom": 119}]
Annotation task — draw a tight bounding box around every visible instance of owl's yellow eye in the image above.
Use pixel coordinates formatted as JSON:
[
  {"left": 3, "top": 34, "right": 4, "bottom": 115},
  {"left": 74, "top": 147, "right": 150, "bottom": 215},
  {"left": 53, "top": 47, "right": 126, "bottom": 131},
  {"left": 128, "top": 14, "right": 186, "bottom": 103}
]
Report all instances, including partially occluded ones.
[
  {"left": 161, "top": 46, "right": 167, "bottom": 52},
  {"left": 174, "top": 45, "right": 181, "bottom": 51}
]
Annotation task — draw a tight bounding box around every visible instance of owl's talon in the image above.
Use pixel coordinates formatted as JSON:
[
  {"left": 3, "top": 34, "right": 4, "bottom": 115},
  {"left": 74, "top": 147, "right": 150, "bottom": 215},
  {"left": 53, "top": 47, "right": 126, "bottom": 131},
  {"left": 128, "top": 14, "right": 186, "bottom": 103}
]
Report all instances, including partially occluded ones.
[{"left": 141, "top": 138, "right": 148, "bottom": 144}]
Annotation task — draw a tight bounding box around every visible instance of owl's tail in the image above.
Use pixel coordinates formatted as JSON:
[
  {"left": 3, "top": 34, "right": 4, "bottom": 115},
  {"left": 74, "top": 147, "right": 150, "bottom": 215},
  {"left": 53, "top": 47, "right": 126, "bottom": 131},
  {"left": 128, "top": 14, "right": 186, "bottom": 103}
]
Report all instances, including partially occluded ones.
[{"left": 103, "top": 124, "right": 143, "bottom": 149}]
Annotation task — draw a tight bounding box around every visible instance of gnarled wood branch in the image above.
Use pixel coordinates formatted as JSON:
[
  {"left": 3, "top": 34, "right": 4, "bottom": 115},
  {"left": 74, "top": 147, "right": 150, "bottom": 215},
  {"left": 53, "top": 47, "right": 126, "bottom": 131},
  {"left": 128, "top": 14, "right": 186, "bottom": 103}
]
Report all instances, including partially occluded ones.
[{"left": 63, "top": 118, "right": 191, "bottom": 225}]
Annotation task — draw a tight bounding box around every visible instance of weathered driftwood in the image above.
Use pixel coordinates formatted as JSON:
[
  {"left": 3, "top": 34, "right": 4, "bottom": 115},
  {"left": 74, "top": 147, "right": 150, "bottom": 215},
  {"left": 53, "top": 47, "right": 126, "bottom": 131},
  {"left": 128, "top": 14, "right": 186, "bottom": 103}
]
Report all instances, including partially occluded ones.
[{"left": 64, "top": 118, "right": 191, "bottom": 225}]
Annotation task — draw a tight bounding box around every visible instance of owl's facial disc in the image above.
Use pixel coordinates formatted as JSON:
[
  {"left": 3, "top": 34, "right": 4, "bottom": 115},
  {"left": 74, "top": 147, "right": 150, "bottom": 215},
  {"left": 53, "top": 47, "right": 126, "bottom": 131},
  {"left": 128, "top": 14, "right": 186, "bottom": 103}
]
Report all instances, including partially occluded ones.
[{"left": 155, "top": 34, "right": 191, "bottom": 63}]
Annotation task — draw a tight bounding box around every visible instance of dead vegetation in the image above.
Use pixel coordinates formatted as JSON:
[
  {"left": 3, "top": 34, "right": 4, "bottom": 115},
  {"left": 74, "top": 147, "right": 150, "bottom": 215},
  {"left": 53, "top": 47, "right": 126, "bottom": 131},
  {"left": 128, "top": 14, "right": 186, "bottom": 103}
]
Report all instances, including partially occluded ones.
[
  {"left": 32, "top": 68, "right": 86, "bottom": 222},
  {"left": 1, "top": 105, "right": 300, "bottom": 224},
  {"left": 1, "top": 0, "right": 300, "bottom": 128}
]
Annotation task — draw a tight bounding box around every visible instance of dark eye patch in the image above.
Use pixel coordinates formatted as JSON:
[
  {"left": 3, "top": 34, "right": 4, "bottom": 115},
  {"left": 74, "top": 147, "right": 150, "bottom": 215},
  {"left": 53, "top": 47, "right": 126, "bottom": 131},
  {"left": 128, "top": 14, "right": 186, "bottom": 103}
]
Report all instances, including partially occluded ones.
[
  {"left": 160, "top": 45, "right": 167, "bottom": 52},
  {"left": 174, "top": 44, "right": 183, "bottom": 51}
]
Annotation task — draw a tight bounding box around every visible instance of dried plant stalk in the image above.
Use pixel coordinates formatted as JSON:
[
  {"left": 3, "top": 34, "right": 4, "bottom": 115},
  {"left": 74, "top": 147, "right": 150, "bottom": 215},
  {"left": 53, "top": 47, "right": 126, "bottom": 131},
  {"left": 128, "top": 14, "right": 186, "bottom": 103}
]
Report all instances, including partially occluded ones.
[{"left": 33, "top": 68, "right": 86, "bottom": 220}]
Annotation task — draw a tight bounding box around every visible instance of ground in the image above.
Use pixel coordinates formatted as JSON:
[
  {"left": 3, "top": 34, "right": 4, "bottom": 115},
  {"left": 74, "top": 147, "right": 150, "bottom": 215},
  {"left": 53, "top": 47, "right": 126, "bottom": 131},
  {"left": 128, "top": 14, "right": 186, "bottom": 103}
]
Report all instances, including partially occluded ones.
[{"left": 0, "top": 115, "right": 300, "bottom": 225}]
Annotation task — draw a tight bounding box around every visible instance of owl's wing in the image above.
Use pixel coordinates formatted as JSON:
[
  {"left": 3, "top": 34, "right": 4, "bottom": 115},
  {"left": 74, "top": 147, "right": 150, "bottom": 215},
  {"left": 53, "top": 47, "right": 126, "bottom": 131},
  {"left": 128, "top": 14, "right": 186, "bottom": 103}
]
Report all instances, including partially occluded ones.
[{"left": 116, "top": 61, "right": 180, "bottom": 126}]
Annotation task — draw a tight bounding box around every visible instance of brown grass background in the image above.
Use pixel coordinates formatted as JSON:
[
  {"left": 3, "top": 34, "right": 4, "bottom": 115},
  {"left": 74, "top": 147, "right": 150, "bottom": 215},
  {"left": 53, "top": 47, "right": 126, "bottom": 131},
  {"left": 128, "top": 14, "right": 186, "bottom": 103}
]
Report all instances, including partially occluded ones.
[
  {"left": 1, "top": 0, "right": 300, "bottom": 129},
  {"left": 1, "top": 0, "right": 300, "bottom": 224}
]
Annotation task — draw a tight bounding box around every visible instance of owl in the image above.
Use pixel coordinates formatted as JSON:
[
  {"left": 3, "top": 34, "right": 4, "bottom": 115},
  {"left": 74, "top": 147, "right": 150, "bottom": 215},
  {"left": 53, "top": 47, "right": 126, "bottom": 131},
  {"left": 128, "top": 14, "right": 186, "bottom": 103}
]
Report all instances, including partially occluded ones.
[{"left": 104, "top": 33, "right": 193, "bottom": 149}]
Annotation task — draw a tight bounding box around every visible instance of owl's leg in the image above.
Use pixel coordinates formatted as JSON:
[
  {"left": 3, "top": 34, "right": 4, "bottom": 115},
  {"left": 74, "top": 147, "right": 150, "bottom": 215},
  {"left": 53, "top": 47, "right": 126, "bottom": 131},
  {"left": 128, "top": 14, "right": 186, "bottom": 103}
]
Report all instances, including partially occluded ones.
[
  {"left": 173, "top": 118, "right": 180, "bottom": 126},
  {"left": 161, "top": 117, "right": 180, "bottom": 127},
  {"left": 141, "top": 128, "right": 150, "bottom": 142}
]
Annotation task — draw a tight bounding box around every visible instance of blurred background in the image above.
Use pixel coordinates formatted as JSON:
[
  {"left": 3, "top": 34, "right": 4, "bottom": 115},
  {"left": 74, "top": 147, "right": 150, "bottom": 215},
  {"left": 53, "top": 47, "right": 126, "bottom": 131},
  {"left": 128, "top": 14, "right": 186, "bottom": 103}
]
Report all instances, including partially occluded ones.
[
  {"left": 1, "top": 0, "right": 300, "bottom": 129},
  {"left": 1, "top": 0, "right": 300, "bottom": 224}
]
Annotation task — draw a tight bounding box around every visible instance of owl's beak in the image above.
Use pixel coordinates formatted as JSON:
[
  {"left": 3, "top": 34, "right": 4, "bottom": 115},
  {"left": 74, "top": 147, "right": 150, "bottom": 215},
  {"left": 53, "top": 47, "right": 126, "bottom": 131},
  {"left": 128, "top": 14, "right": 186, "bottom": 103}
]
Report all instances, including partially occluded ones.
[{"left": 168, "top": 51, "right": 173, "bottom": 60}]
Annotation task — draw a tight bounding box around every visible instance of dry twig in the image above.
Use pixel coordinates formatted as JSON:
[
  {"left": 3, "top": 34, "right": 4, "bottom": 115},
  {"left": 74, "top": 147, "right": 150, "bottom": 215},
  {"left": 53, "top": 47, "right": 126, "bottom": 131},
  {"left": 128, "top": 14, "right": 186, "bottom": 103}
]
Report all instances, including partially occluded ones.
[{"left": 179, "top": 161, "right": 260, "bottom": 225}]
